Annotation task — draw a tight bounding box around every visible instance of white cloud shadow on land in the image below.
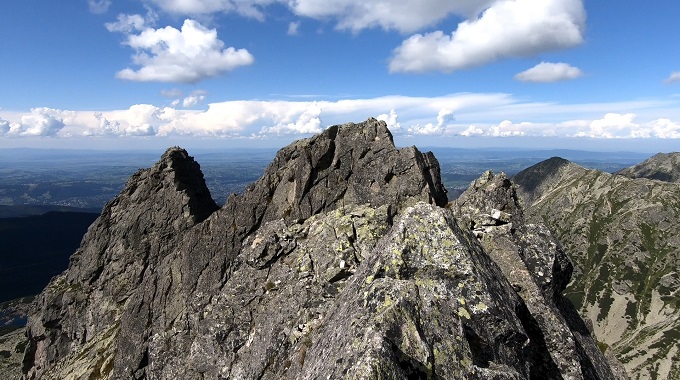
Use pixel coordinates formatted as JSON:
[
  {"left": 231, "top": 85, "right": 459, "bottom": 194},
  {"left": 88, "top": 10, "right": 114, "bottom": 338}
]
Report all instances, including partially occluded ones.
[
  {"left": 115, "top": 19, "right": 254, "bottom": 83},
  {"left": 514, "top": 62, "right": 583, "bottom": 83},
  {"left": 389, "top": 0, "right": 585, "bottom": 73}
]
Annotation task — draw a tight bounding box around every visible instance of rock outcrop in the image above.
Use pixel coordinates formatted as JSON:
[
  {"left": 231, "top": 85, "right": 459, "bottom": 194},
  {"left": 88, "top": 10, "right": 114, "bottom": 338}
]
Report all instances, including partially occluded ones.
[
  {"left": 21, "top": 119, "right": 620, "bottom": 379},
  {"left": 452, "top": 171, "right": 627, "bottom": 379},
  {"left": 514, "top": 157, "right": 680, "bottom": 380}
]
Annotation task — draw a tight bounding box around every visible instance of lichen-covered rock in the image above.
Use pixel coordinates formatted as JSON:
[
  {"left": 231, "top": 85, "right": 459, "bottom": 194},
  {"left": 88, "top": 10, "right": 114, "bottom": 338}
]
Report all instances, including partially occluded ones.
[{"left": 20, "top": 119, "right": 620, "bottom": 379}]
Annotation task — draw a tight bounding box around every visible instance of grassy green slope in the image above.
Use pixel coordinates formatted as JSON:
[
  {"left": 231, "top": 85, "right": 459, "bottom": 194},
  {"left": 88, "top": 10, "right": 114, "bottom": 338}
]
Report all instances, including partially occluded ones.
[{"left": 513, "top": 158, "right": 680, "bottom": 380}]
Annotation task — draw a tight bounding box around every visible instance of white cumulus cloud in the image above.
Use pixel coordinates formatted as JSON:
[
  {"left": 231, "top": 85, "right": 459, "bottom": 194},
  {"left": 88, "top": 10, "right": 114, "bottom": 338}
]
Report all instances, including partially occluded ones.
[
  {"left": 115, "top": 19, "right": 254, "bottom": 83},
  {"left": 460, "top": 125, "right": 484, "bottom": 136},
  {"left": 4, "top": 95, "right": 680, "bottom": 144},
  {"left": 407, "top": 108, "right": 454, "bottom": 135},
  {"left": 147, "top": 0, "right": 274, "bottom": 20},
  {"left": 389, "top": 0, "right": 585, "bottom": 73},
  {"left": 487, "top": 120, "right": 527, "bottom": 137},
  {"left": 182, "top": 93, "right": 207, "bottom": 108},
  {"left": 263, "top": 102, "right": 323, "bottom": 135},
  {"left": 287, "top": 21, "right": 300, "bottom": 36},
  {"left": 289, "top": 0, "right": 495, "bottom": 33},
  {"left": 665, "top": 71, "right": 680, "bottom": 84},
  {"left": 377, "top": 109, "right": 401, "bottom": 131},
  {"left": 514, "top": 62, "right": 583, "bottom": 83},
  {"left": 145, "top": 0, "right": 495, "bottom": 33},
  {"left": 578, "top": 113, "right": 638, "bottom": 138},
  {"left": 90, "top": 112, "right": 121, "bottom": 136},
  {"left": 106, "top": 14, "right": 148, "bottom": 33},
  {"left": 645, "top": 119, "right": 680, "bottom": 139},
  {"left": 7, "top": 108, "right": 66, "bottom": 137},
  {"left": 88, "top": 0, "right": 111, "bottom": 14},
  {"left": 571, "top": 113, "right": 680, "bottom": 139},
  {"left": 161, "top": 88, "right": 183, "bottom": 99},
  {"left": 0, "top": 118, "right": 10, "bottom": 135}
]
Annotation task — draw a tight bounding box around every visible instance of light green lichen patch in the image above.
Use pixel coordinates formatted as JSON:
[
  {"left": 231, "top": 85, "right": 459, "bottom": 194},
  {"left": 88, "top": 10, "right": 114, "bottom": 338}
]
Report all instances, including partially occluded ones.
[{"left": 457, "top": 307, "right": 471, "bottom": 320}]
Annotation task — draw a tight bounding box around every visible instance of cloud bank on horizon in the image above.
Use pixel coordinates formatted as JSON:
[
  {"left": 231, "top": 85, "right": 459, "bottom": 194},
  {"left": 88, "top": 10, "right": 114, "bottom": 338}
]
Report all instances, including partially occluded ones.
[
  {"left": 2, "top": 95, "right": 679, "bottom": 141},
  {"left": 3, "top": 0, "right": 680, "bottom": 146}
]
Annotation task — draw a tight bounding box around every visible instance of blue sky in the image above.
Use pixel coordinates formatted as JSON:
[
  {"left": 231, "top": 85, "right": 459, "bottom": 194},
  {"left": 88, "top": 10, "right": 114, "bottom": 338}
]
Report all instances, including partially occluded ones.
[{"left": 1, "top": 0, "right": 680, "bottom": 151}]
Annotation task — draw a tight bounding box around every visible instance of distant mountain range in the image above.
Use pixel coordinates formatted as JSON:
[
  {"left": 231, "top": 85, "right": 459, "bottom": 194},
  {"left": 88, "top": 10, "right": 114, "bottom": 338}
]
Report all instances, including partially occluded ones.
[{"left": 513, "top": 152, "right": 680, "bottom": 379}]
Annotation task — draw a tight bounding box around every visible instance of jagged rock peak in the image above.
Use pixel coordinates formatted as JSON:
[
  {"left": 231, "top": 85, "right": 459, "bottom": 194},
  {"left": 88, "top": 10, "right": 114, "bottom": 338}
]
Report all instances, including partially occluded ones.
[
  {"left": 137, "top": 146, "right": 218, "bottom": 223},
  {"left": 221, "top": 117, "right": 448, "bottom": 228},
  {"left": 21, "top": 146, "right": 219, "bottom": 380},
  {"left": 18, "top": 121, "right": 624, "bottom": 380},
  {"left": 452, "top": 170, "right": 524, "bottom": 229}
]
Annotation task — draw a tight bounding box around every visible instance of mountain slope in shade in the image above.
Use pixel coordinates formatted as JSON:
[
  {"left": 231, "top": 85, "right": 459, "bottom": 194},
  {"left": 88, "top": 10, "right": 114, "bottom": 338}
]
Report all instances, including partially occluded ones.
[
  {"left": 513, "top": 157, "right": 680, "bottom": 380},
  {"left": 0, "top": 211, "right": 99, "bottom": 301},
  {"left": 17, "top": 119, "right": 620, "bottom": 379},
  {"left": 616, "top": 152, "right": 680, "bottom": 183}
]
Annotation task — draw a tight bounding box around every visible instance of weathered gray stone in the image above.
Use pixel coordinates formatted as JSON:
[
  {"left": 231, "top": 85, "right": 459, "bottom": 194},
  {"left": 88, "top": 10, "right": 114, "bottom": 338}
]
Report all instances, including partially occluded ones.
[
  {"left": 20, "top": 119, "right": 620, "bottom": 380},
  {"left": 452, "top": 170, "right": 627, "bottom": 380},
  {"left": 23, "top": 147, "right": 218, "bottom": 380}
]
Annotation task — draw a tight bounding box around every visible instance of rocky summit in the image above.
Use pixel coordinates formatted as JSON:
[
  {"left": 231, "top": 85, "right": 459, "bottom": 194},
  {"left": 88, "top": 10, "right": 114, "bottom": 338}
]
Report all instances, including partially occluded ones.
[{"left": 20, "top": 119, "right": 622, "bottom": 379}]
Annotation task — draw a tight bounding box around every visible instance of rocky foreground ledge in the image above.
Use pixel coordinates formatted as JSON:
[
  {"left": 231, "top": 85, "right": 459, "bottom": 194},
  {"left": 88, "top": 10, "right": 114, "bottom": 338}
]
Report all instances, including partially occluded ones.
[{"left": 20, "top": 118, "right": 625, "bottom": 379}]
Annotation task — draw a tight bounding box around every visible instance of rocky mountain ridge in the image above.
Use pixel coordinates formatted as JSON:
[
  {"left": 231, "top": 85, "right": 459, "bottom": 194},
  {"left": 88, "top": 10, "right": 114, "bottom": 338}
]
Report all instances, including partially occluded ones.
[
  {"left": 616, "top": 152, "right": 680, "bottom": 183},
  {"left": 20, "top": 119, "right": 621, "bottom": 379},
  {"left": 513, "top": 157, "right": 680, "bottom": 380}
]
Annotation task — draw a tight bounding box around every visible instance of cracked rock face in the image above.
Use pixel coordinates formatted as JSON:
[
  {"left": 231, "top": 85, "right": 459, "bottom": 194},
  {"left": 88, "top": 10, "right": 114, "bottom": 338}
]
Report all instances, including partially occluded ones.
[
  {"left": 452, "top": 170, "right": 627, "bottom": 380},
  {"left": 20, "top": 119, "right": 620, "bottom": 379}
]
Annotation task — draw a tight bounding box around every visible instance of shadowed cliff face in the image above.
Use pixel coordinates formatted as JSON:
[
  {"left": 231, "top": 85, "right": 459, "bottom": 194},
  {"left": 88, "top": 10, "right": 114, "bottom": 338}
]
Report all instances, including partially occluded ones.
[
  {"left": 21, "top": 119, "right": 620, "bottom": 380},
  {"left": 514, "top": 158, "right": 680, "bottom": 380}
]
